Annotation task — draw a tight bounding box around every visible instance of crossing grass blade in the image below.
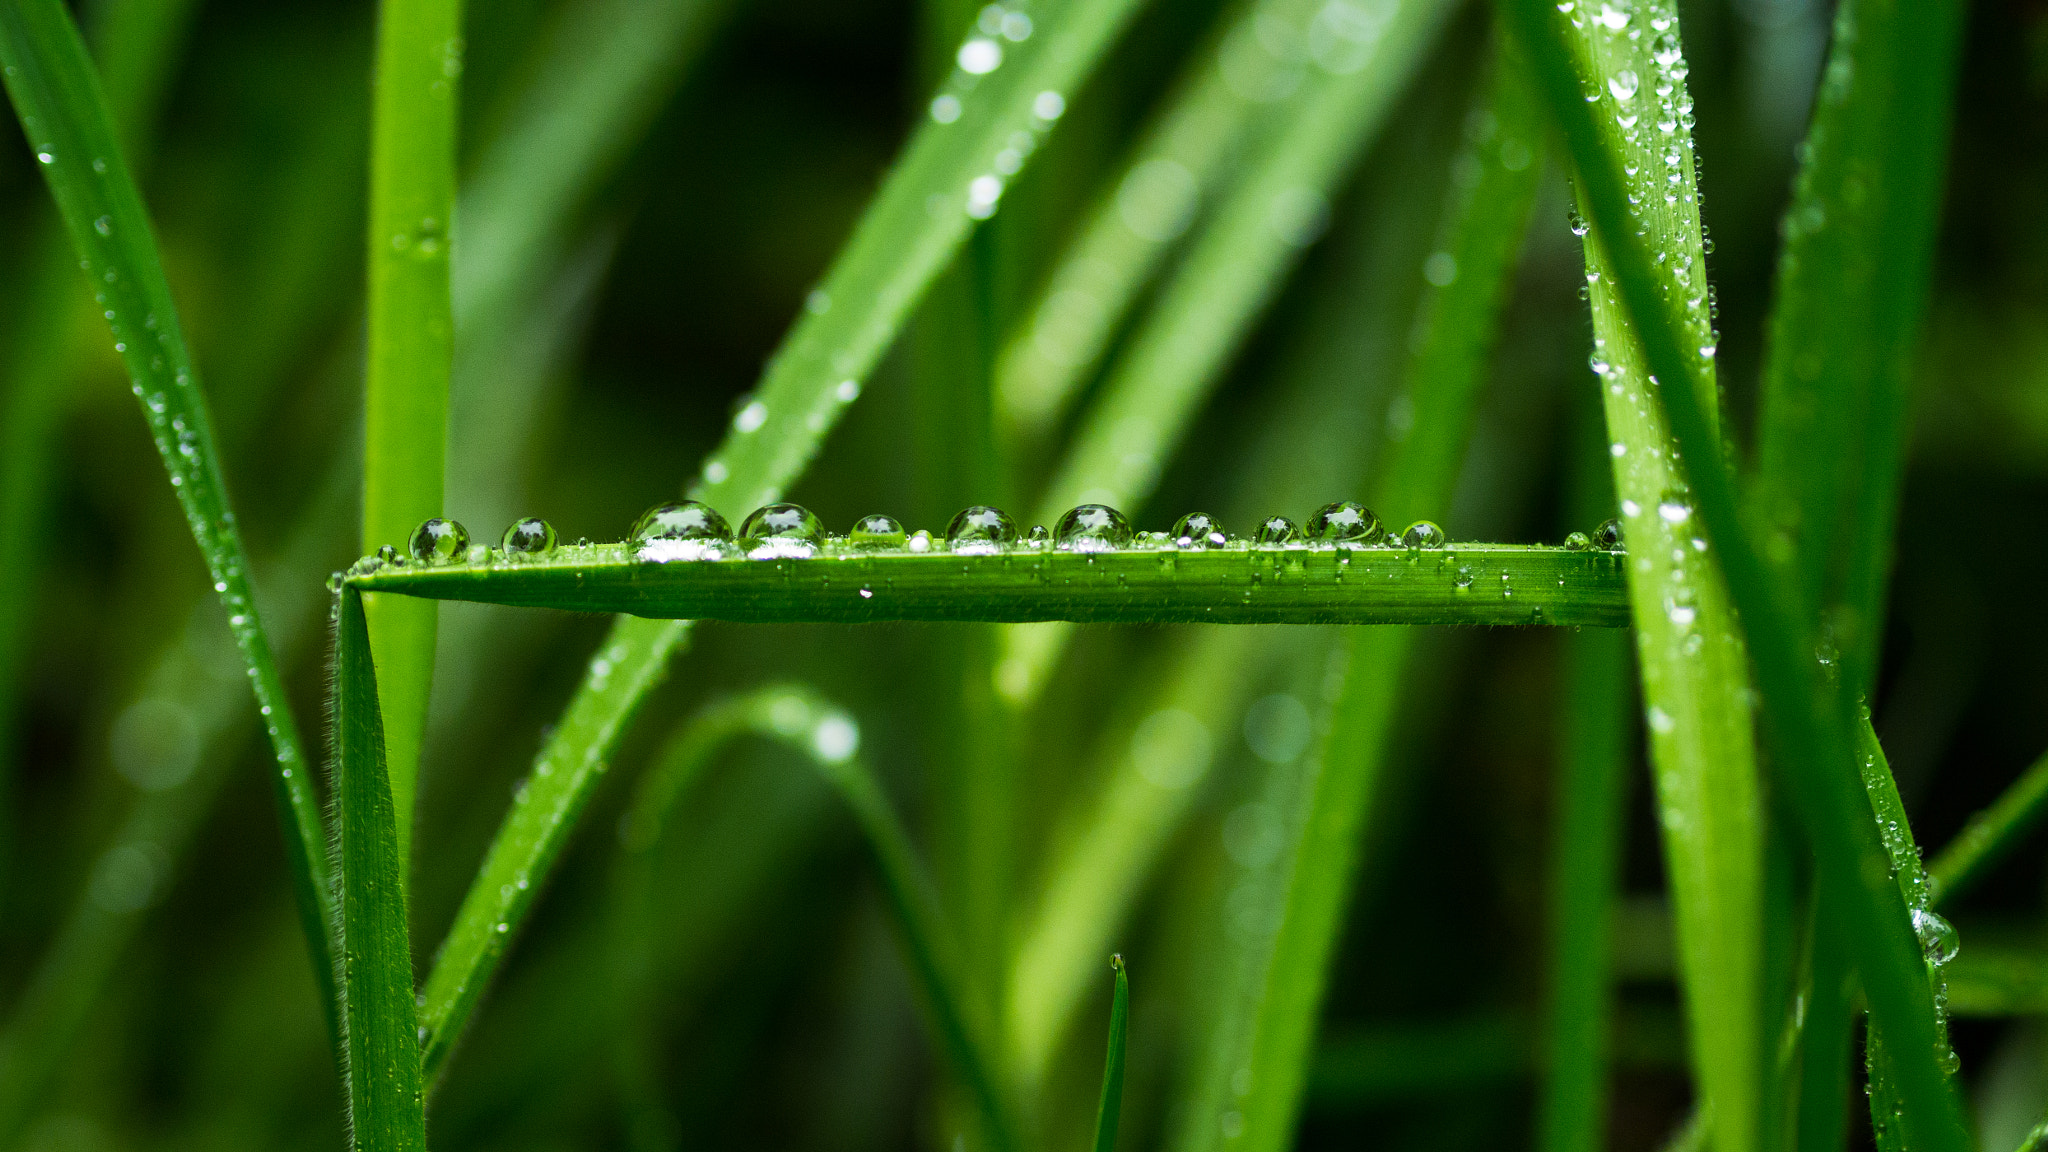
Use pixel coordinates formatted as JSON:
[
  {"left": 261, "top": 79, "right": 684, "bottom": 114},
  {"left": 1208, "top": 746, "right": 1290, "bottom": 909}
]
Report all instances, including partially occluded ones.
[
  {"left": 362, "top": 0, "right": 463, "bottom": 859},
  {"left": 1928, "top": 747, "right": 2048, "bottom": 905},
  {"left": 1501, "top": 1, "right": 1971, "bottom": 1148},
  {"left": 331, "top": 588, "right": 428, "bottom": 1152},
  {"left": 414, "top": 0, "right": 1158, "bottom": 1082},
  {"left": 997, "top": 0, "right": 1453, "bottom": 703},
  {"left": 1090, "top": 955, "right": 1130, "bottom": 1152},
  {"left": 0, "top": 0, "right": 334, "bottom": 1024}
]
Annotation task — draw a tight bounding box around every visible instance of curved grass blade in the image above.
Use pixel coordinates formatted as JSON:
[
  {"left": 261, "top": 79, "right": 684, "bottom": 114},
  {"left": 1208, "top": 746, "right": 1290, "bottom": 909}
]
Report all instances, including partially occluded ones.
[
  {"left": 1550, "top": 6, "right": 1766, "bottom": 1149},
  {"left": 332, "top": 588, "right": 427, "bottom": 1152},
  {"left": 1942, "top": 946, "right": 2048, "bottom": 1018},
  {"left": 1500, "top": 1, "right": 1970, "bottom": 1147},
  {"left": 1091, "top": 955, "right": 1130, "bottom": 1152},
  {"left": 615, "top": 686, "right": 1020, "bottom": 1151},
  {"left": 0, "top": 0, "right": 332, "bottom": 1015},
  {"left": 997, "top": 0, "right": 1454, "bottom": 703},
  {"left": 347, "top": 542, "right": 1627, "bottom": 625},
  {"left": 1928, "top": 747, "right": 2048, "bottom": 905},
  {"left": 362, "top": 0, "right": 463, "bottom": 858},
  {"left": 414, "top": 0, "right": 1159, "bottom": 1085}
]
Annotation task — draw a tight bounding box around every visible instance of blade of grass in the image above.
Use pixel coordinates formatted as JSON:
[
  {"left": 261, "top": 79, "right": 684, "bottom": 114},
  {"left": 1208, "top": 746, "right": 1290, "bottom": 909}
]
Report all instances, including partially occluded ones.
[
  {"left": 1501, "top": 1, "right": 1971, "bottom": 1147},
  {"left": 996, "top": 0, "right": 1454, "bottom": 704},
  {"left": 1091, "top": 955, "right": 1130, "bottom": 1152},
  {"left": 1928, "top": 747, "right": 2048, "bottom": 905},
  {"left": 332, "top": 588, "right": 427, "bottom": 1151},
  {"left": 362, "top": 0, "right": 463, "bottom": 861},
  {"left": 0, "top": 0, "right": 333, "bottom": 1022},
  {"left": 615, "top": 686, "right": 1020, "bottom": 1151},
  {"left": 415, "top": 0, "right": 1158, "bottom": 1085},
  {"left": 1942, "top": 945, "right": 2048, "bottom": 1017},
  {"left": 1219, "top": 38, "right": 1544, "bottom": 1152}
]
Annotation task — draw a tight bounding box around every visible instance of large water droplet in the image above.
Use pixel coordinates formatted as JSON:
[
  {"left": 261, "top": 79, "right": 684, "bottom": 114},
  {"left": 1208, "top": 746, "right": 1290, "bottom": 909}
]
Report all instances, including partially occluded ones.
[
  {"left": 1594, "top": 518, "right": 1625, "bottom": 550},
  {"left": 1055, "top": 504, "right": 1132, "bottom": 552},
  {"left": 409, "top": 518, "right": 469, "bottom": 564},
  {"left": 1172, "top": 512, "right": 1228, "bottom": 549},
  {"left": 1401, "top": 521, "right": 1445, "bottom": 549},
  {"left": 740, "top": 503, "right": 824, "bottom": 558},
  {"left": 946, "top": 506, "right": 1017, "bottom": 554},
  {"left": 632, "top": 500, "right": 733, "bottom": 562},
  {"left": 1913, "top": 908, "right": 1960, "bottom": 966},
  {"left": 501, "top": 517, "right": 557, "bottom": 556},
  {"left": 849, "top": 514, "right": 906, "bottom": 550},
  {"left": 1253, "top": 516, "right": 1301, "bottom": 546},
  {"left": 1306, "top": 501, "right": 1384, "bottom": 544}
]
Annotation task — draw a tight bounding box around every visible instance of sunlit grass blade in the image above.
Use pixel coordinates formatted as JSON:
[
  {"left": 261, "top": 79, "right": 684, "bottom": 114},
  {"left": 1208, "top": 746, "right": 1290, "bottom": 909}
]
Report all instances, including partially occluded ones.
[
  {"left": 997, "top": 0, "right": 1452, "bottom": 703},
  {"left": 332, "top": 588, "right": 427, "bottom": 1152},
  {"left": 1090, "top": 955, "right": 1130, "bottom": 1152},
  {"left": 1501, "top": 1, "right": 1970, "bottom": 1147},
  {"left": 347, "top": 541, "right": 1626, "bottom": 625},
  {"left": 0, "top": 0, "right": 332, "bottom": 1016},
  {"left": 1200, "top": 38, "right": 1544, "bottom": 1152},
  {"left": 615, "top": 685, "right": 1019, "bottom": 1151},
  {"left": 362, "top": 0, "right": 462, "bottom": 860},
  {"left": 1929, "top": 747, "right": 2048, "bottom": 905},
  {"left": 414, "top": 0, "right": 1158, "bottom": 1084}
]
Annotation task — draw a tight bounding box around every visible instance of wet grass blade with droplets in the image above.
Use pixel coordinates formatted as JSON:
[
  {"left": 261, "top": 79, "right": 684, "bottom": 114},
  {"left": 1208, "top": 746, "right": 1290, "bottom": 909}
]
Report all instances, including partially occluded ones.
[
  {"left": 1091, "top": 956, "right": 1130, "bottom": 1152},
  {"left": 332, "top": 588, "right": 428, "bottom": 1152},
  {"left": 1501, "top": 0, "right": 1971, "bottom": 1147},
  {"left": 0, "top": 0, "right": 334, "bottom": 1026},
  {"left": 615, "top": 686, "right": 1020, "bottom": 1151},
  {"left": 362, "top": 0, "right": 462, "bottom": 861},
  {"left": 413, "top": 0, "right": 1157, "bottom": 1081}
]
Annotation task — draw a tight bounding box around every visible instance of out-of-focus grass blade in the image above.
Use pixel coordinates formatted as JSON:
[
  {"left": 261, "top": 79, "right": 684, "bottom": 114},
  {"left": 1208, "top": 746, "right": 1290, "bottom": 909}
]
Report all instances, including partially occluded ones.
[
  {"left": 1929, "top": 747, "right": 2048, "bottom": 904},
  {"left": 994, "top": 0, "right": 1325, "bottom": 443},
  {"left": 1501, "top": 1, "right": 1971, "bottom": 1148},
  {"left": 1090, "top": 955, "right": 1130, "bottom": 1152},
  {"left": 615, "top": 686, "right": 1019, "bottom": 1151},
  {"left": 997, "top": 0, "right": 1453, "bottom": 703},
  {"left": 415, "top": 0, "right": 1157, "bottom": 1084},
  {"left": 0, "top": 0, "right": 333, "bottom": 1016},
  {"left": 1943, "top": 945, "right": 2048, "bottom": 1017},
  {"left": 332, "top": 589, "right": 427, "bottom": 1151},
  {"left": 1212, "top": 39, "right": 1543, "bottom": 1152},
  {"left": 362, "top": 0, "right": 463, "bottom": 858},
  {"left": 1550, "top": 6, "right": 1765, "bottom": 1150}
]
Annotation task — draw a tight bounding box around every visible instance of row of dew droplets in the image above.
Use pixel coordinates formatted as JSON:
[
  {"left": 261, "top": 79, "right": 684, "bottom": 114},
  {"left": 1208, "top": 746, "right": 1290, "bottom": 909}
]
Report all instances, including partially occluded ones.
[
  {"left": 924, "top": 3, "right": 1067, "bottom": 222},
  {"left": 337, "top": 516, "right": 561, "bottom": 585}
]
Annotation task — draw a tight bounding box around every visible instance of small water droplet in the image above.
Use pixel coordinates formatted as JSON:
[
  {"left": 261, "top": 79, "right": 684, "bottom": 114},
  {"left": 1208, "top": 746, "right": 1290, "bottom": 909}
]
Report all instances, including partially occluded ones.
[
  {"left": 946, "top": 506, "right": 1017, "bottom": 554},
  {"left": 1401, "top": 520, "right": 1445, "bottom": 549},
  {"left": 1568, "top": 210, "right": 1590, "bottom": 236},
  {"left": 408, "top": 518, "right": 469, "bottom": 564},
  {"left": 1033, "top": 90, "right": 1066, "bottom": 120},
  {"left": 1172, "top": 512, "right": 1228, "bottom": 549},
  {"left": 733, "top": 399, "right": 768, "bottom": 433},
  {"left": 1253, "top": 516, "right": 1301, "bottom": 546},
  {"left": 740, "top": 503, "right": 824, "bottom": 558},
  {"left": 93, "top": 215, "right": 111, "bottom": 236},
  {"left": 1564, "top": 531, "right": 1592, "bottom": 551},
  {"left": 1607, "top": 69, "right": 1639, "bottom": 101},
  {"left": 1054, "top": 504, "right": 1132, "bottom": 552},
  {"left": 1306, "top": 501, "right": 1384, "bottom": 544},
  {"left": 501, "top": 517, "right": 557, "bottom": 556},
  {"left": 1026, "top": 524, "right": 1051, "bottom": 546},
  {"left": 849, "top": 514, "right": 906, "bottom": 550}
]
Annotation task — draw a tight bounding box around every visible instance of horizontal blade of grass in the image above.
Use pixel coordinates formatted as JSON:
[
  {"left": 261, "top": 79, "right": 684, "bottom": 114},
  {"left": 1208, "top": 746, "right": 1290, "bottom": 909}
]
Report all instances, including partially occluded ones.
[
  {"left": 414, "top": 0, "right": 1156, "bottom": 1083},
  {"left": 1927, "top": 746, "right": 2048, "bottom": 905},
  {"left": 1502, "top": 1, "right": 1971, "bottom": 1147},
  {"left": 0, "top": 0, "right": 333, "bottom": 1019},
  {"left": 616, "top": 686, "right": 1019, "bottom": 1151},
  {"left": 332, "top": 588, "right": 427, "bottom": 1152},
  {"left": 346, "top": 541, "right": 1627, "bottom": 625}
]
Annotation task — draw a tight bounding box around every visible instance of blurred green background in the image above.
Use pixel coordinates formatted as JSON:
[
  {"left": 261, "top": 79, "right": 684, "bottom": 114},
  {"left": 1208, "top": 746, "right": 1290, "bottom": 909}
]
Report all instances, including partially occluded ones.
[{"left": 0, "top": 0, "right": 2045, "bottom": 1148}]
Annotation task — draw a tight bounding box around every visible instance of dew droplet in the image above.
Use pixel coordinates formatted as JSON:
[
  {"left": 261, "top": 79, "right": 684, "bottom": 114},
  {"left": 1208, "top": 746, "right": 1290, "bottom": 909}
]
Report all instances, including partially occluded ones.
[
  {"left": 1054, "top": 504, "right": 1132, "bottom": 552},
  {"left": 1564, "top": 531, "right": 1592, "bottom": 551},
  {"left": 1253, "top": 516, "right": 1301, "bottom": 546},
  {"left": 1913, "top": 908, "right": 1960, "bottom": 966},
  {"left": 632, "top": 500, "right": 733, "bottom": 562},
  {"left": 1172, "top": 512, "right": 1228, "bottom": 549},
  {"left": 946, "top": 506, "right": 1017, "bottom": 555},
  {"left": 408, "top": 518, "right": 469, "bottom": 564},
  {"left": 1026, "top": 524, "right": 1051, "bottom": 547},
  {"left": 501, "top": 517, "right": 557, "bottom": 556},
  {"left": 1401, "top": 520, "right": 1445, "bottom": 549},
  {"left": 1594, "top": 518, "right": 1625, "bottom": 550},
  {"left": 740, "top": 503, "right": 824, "bottom": 558},
  {"left": 1306, "top": 501, "right": 1384, "bottom": 545},
  {"left": 849, "top": 514, "right": 906, "bottom": 550}
]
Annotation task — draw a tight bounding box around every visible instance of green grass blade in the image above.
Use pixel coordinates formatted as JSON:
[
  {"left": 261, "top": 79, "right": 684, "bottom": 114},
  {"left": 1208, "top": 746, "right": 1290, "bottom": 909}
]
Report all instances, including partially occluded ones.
[
  {"left": 1943, "top": 945, "right": 2048, "bottom": 1017},
  {"left": 1750, "top": 0, "right": 1965, "bottom": 698},
  {"left": 1501, "top": 2, "right": 1970, "bottom": 1148},
  {"left": 332, "top": 588, "right": 427, "bottom": 1152},
  {"left": 362, "top": 0, "right": 463, "bottom": 860},
  {"left": 997, "top": 0, "right": 1453, "bottom": 702},
  {"left": 0, "top": 0, "right": 333, "bottom": 1016},
  {"left": 1928, "top": 747, "right": 2048, "bottom": 905},
  {"left": 615, "top": 686, "right": 1019, "bottom": 1151},
  {"left": 347, "top": 541, "right": 1627, "bottom": 625},
  {"left": 1547, "top": 7, "right": 1766, "bottom": 1149},
  {"left": 1540, "top": 627, "right": 1631, "bottom": 1152},
  {"left": 1090, "top": 956, "right": 1130, "bottom": 1152},
  {"left": 415, "top": 0, "right": 1157, "bottom": 1077}
]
